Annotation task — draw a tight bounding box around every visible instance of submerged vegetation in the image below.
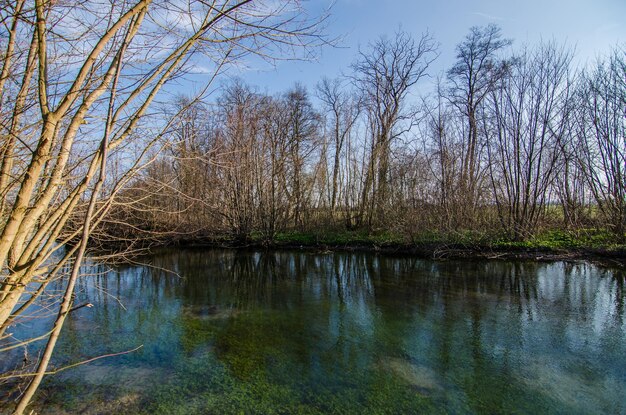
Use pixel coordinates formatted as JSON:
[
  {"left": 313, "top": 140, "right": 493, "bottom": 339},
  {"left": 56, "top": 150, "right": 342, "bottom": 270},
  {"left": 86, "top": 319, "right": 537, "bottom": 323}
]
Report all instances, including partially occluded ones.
[{"left": 3, "top": 250, "right": 624, "bottom": 414}]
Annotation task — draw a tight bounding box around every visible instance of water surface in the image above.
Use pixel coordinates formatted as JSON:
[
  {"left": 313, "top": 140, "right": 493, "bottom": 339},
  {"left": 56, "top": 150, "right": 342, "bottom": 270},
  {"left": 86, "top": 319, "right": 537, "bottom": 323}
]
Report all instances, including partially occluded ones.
[{"left": 3, "top": 250, "right": 625, "bottom": 414}]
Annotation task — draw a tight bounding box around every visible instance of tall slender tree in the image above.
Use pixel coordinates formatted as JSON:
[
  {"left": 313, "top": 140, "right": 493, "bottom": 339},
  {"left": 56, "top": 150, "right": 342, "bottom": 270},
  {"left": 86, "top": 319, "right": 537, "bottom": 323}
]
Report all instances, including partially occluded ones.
[
  {"left": 447, "top": 24, "right": 512, "bottom": 223},
  {"left": 317, "top": 77, "right": 361, "bottom": 220},
  {"left": 352, "top": 29, "right": 437, "bottom": 227},
  {"left": 575, "top": 47, "right": 626, "bottom": 239}
]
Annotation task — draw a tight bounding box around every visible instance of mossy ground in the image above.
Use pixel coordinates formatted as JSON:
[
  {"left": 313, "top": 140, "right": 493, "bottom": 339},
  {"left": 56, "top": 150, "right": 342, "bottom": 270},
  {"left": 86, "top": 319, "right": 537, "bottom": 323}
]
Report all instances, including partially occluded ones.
[{"left": 245, "top": 228, "right": 625, "bottom": 265}]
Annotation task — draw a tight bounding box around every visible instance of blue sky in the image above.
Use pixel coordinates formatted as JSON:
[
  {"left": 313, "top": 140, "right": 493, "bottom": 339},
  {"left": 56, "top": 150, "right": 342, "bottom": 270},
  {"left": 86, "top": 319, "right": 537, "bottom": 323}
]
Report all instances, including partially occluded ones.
[{"left": 226, "top": 0, "right": 625, "bottom": 96}]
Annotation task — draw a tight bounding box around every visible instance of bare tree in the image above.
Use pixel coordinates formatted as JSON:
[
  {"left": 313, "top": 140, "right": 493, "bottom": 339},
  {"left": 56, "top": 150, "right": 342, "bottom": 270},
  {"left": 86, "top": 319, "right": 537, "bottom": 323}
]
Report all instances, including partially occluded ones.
[
  {"left": 422, "top": 78, "right": 465, "bottom": 231},
  {"left": 283, "top": 84, "right": 320, "bottom": 229},
  {"left": 447, "top": 24, "right": 512, "bottom": 223},
  {"left": 317, "top": 77, "right": 361, "bottom": 220},
  {"left": 256, "top": 95, "right": 291, "bottom": 240},
  {"left": 575, "top": 46, "right": 626, "bottom": 239},
  {"left": 0, "top": 1, "right": 326, "bottom": 412},
  {"left": 216, "top": 81, "right": 264, "bottom": 240},
  {"left": 554, "top": 110, "right": 592, "bottom": 229},
  {"left": 486, "top": 42, "right": 574, "bottom": 239},
  {"left": 351, "top": 29, "right": 437, "bottom": 227}
]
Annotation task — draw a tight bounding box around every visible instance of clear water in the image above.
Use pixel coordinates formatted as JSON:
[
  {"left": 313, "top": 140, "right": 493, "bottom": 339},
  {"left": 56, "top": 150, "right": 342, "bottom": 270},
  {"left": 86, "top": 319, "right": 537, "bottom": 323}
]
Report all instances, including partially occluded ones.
[{"left": 3, "top": 249, "right": 625, "bottom": 414}]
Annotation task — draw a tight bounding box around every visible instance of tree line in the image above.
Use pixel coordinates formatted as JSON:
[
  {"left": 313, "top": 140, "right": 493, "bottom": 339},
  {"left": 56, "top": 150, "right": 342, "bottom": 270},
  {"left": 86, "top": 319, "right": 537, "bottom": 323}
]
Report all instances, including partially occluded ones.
[{"left": 121, "top": 25, "right": 625, "bottom": 245}]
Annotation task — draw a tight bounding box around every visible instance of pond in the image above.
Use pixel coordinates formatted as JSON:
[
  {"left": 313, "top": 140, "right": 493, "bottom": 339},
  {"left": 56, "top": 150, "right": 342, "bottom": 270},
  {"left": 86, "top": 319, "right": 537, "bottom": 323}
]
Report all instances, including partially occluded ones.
[{"left": 2, "top": 249, "right": 625, "bottom": 414}]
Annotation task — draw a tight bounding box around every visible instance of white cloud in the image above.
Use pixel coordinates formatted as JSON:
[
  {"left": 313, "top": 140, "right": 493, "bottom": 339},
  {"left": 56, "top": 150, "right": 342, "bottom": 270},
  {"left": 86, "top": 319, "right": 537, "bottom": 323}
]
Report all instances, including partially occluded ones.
[{"left": 471, "top": 12, "right": 505, "bottom": 21}]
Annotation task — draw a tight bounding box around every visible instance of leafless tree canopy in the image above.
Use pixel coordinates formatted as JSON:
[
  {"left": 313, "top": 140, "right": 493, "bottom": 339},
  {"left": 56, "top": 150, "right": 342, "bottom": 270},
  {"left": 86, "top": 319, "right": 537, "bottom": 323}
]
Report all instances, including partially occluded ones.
[
  {"left": 107, "top": 29, "right": 624, "bottom": 245},
  {"left": 0, "top": 1, "right": 327, "bottom": 412}
]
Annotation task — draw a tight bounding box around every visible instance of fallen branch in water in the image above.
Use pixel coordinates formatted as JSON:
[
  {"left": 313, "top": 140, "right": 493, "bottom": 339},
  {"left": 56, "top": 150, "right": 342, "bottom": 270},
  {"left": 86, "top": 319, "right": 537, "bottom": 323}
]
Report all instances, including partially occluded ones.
[
  {"left": 68, "top": 303, "right": 94, "bottom": 314},
  {"left": 0, "top": 345, "right": 143, "bottom": 382}
]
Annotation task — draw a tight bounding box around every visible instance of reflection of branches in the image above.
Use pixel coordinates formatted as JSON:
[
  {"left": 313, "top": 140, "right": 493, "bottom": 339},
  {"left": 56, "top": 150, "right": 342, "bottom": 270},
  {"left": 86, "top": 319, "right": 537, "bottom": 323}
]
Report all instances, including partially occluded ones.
[
  {"left": 0, "top": 344, "right": 143, "bottom": 381},
  {"left": 93, "top": 283, "right": 127, "bottom": 311}
]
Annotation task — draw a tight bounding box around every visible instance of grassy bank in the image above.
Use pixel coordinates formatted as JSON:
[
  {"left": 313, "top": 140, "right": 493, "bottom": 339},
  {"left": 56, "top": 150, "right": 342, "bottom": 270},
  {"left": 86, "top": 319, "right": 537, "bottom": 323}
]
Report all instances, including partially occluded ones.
[{"left": 165, "top": 228, "right": 625, "bottom": 268}]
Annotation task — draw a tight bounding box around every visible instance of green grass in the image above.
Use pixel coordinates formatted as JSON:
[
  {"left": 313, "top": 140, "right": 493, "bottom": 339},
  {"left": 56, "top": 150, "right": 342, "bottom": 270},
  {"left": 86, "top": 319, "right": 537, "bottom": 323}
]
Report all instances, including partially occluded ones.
[
  {"left": 211, "top": 225, "right": 626, "bottom": 257},
  {"left": 492, "top": 228, "right": 625, "bottom": 251},
  {"left": 251, "top": 227, "right": 625, "bottom": 256},
  {"left": 269, "top": 230, "right": 406, "bottom": 246}
]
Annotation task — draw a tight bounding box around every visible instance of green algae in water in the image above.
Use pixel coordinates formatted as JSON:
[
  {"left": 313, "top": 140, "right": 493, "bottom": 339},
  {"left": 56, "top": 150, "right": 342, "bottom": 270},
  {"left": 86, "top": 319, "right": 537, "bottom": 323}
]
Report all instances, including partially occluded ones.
[{"left": 2, "top": 250, "right": 625, "bottom": 414}]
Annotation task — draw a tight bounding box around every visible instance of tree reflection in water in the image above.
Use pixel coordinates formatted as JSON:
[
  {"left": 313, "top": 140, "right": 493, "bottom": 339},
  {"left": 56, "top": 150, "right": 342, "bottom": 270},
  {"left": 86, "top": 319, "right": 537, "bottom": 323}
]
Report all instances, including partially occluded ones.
[{"left": 3, "top": 250, "right": 624, "bottom": 414}]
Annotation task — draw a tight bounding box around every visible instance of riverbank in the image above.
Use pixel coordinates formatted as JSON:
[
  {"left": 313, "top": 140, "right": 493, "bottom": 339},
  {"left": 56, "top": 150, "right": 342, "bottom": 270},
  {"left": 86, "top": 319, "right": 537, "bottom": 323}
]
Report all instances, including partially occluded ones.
[{"left": 139, "top": 229, "right": 625, "bottom": 268}]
